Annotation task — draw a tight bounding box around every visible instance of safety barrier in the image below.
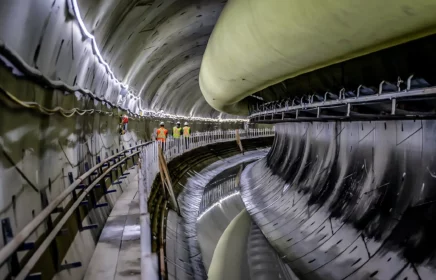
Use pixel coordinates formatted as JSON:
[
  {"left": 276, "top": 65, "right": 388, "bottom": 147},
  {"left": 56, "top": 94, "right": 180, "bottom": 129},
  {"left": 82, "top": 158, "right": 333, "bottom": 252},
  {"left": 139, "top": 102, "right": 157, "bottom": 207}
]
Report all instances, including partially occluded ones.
[
  {"left": 142, "top": 128, "right": 274, "bottom": 195},
  {"left": 138, "top": 128, "right": 275, "bottom": 280},
  {"left": 0, "top": 142, "right": 150, "bottom": 280}
]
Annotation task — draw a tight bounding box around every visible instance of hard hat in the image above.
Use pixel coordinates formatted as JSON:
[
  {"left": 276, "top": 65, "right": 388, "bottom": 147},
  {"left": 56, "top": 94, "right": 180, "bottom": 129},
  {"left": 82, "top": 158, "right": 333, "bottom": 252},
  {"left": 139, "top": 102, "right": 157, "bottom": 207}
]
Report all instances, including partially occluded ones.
[
  {"left": 176, "top": 121, "right": 181, "bottom": 125},
  {"left": 160, "top": 122, "right": 164, "bottom": 126},
  {"left": 184, "top": 122, "right": 188, "bottom": 126}
]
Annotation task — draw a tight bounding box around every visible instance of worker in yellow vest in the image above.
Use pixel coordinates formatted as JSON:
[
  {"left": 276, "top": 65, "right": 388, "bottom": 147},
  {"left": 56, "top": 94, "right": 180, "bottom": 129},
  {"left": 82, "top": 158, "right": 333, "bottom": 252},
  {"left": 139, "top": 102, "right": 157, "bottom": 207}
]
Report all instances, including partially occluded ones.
[
  {"left": 183, "top": 122, "right": 191, "bottom": 149},
  {"left": 156, "top": 122, "right": 168, "bottom": 143},
  {"left": 173, "top": 121, "right": 182, "bottom": 152},
  {"left": 173, "top": 122, "right": 182, "bottom": 138}
]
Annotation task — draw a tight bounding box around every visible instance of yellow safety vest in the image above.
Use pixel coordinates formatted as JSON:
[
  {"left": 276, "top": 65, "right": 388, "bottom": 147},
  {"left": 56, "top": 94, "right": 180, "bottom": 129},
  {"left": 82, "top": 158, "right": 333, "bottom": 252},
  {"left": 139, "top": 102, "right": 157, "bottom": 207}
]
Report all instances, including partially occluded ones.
[
  {"left": 183, "top": 126, "right": 191, "bottom": 137},
  {"left": 157, "top": 128, "right": 168, "bottom": 142},
  {"left": 173, "top": 127, "right": 182, "bottom": 138}
]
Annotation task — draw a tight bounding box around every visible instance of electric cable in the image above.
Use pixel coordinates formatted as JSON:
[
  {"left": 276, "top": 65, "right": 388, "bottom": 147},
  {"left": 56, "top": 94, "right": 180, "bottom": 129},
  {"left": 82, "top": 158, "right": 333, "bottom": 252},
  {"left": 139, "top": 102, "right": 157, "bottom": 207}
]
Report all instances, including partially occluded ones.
[
  {"left": 0, "top": 40, "right": 142, "bottom": 118},
  {"left": 0, "top": 86, "right": 146, "bottom": 121}
]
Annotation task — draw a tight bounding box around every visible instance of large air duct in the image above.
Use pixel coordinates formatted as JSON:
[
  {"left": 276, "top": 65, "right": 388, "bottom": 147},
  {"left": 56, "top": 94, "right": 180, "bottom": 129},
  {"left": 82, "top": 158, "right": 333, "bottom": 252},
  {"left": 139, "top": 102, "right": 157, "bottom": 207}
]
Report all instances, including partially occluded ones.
[{"left": 199, "top": 0, "right": 436, "bottom": 115}]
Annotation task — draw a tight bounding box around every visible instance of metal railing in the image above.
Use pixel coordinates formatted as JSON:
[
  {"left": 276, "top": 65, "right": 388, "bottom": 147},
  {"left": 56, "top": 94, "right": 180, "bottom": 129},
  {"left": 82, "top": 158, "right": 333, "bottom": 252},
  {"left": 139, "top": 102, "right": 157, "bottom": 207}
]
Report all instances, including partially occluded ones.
[
  {"left": 142, "top": 128, "right": 275, "bottom": 195},
  {"left": 249, "top": 75, "right": 436, "bottom": 122},
  {"left": 0, "top": 142, "right": 150, "bottom": 280},
  {"left": 139, "top": 128, "right": 275, "bottom": 280}
]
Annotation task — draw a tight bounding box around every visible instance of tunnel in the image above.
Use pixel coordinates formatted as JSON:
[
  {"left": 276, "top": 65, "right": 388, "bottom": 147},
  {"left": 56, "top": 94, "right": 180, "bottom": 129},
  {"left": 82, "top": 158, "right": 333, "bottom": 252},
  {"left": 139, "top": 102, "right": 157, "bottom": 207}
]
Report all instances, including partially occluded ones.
[{"left": 1, "top": 0, "right": 436, "bottom": 280}]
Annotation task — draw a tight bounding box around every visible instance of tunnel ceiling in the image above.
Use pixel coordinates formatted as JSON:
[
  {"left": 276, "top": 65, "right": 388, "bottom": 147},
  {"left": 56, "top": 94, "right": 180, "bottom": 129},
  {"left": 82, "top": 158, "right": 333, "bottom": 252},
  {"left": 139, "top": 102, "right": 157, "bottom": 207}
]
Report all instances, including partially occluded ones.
[
  {"left": 76, "top": 0, "right": 234, "bottom": 119},
  {"left": 4, "top": 1, "right": 436, "bottom": 119}
]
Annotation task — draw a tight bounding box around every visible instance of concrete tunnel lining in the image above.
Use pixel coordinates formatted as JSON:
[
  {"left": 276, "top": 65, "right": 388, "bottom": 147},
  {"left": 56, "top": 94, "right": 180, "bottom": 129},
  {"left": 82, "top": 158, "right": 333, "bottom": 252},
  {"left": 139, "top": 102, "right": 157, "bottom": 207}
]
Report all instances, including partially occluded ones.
[
  {"left": 0, "top": 0, "right": 248, "bottom": 120},
  {"left": 240, "top": 121, "right": 436, "bottom": 279},
  {"left": 3, "top": 0, "right": 436, "bottom": 279},
  {"left": 75, "top": 0, "right": 241, "bottom": 119},
  {"left": 0, "top": 1, "right": 249, "bottom": 277}
]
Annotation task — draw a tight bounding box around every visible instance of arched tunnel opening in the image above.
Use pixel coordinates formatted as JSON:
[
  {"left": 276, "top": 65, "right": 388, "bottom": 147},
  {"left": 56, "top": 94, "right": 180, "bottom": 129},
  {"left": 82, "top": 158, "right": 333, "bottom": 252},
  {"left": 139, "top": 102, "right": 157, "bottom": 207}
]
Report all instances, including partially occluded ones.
[{"left": 1, "top": 1, "right": 436, "bottom": 280}]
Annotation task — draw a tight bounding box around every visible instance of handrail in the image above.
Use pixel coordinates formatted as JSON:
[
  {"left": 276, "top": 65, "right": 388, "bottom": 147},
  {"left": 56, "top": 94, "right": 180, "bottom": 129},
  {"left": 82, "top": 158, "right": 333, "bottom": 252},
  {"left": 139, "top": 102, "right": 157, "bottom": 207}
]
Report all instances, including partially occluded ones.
[
  {"left": 251, "top": 86, "right": 436, "bottom": 118},
  {"left": 139, "top": 128, "right": 275, "bottom": 280},
  {"left": 0, "top": 141, "right": 151, "bottom": 273},
  {"left": 250, "top": 75, "right": 436, "bottom": 122},
  {"left": 14, "top": 153, "right": 140, "bottom": 280}
]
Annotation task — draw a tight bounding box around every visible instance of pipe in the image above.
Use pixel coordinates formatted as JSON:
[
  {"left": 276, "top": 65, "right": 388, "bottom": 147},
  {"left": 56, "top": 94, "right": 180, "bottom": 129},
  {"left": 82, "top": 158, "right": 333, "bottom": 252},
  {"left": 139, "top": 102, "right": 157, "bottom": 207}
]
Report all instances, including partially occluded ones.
[
  {"left": 208, "top": 209, "right": 251, "bottom": 280},
  {"left": 199, "top": 0, "right": 436, "bottom": 115}
]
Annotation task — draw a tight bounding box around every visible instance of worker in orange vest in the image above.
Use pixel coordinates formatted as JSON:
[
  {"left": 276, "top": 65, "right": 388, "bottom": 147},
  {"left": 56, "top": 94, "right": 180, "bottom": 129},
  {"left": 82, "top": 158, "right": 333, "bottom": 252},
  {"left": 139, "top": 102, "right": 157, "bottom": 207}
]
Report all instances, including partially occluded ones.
[{"left": 156, "top": 122, "right": 168, "bottom": 143}]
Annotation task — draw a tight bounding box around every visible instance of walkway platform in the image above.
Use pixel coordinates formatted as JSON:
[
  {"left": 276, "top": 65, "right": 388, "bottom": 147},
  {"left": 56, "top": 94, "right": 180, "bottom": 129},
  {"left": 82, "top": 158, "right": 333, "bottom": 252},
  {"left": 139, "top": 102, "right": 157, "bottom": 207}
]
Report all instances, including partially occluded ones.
[{"left": 84, "top": 168, "right": 141, "bottom": 280}]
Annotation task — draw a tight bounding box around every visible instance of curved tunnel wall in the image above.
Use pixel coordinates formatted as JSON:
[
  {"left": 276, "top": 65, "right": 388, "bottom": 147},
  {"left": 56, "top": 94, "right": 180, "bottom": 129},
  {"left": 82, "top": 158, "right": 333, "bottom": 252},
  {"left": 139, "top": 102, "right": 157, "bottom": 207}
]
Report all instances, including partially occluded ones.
[
  {"left": 241, "top": 121, "right": 436, "bottom": 279},
  {"left": 0, "top": 66, "right": 147, "bottom": 279},
  {"left": 0, "top": 61, "right": 242, "bottom": 280},
  {"left": 74, "top": 0, "right": 237, "bottom": 118},
  {"left": 0, "top": 0, "right": 247, "bottom": 119},
  {"left": 0, "top": 0, "right": 138, "bottom": 111},
  {"left": 0, "top": 2, "right": 252, "bottom": 278}
]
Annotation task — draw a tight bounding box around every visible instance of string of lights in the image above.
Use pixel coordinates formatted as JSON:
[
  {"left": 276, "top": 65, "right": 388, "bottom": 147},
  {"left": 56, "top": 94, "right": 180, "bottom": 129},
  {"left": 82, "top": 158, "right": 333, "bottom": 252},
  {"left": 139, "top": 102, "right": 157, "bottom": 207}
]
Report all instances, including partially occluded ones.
[{"left": 69, "top": 0, "right": 248, "bottom": 123}]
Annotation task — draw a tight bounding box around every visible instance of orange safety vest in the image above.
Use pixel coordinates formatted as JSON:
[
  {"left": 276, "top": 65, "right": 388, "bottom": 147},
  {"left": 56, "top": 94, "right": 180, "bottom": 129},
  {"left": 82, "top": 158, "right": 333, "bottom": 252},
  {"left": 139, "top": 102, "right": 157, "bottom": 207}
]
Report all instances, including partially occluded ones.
[
  {"left": 156, "top": 127, "right": 168, "bottom": 142},
  {"left": 183, "top": 126, "right": 191, "bottom": 137}
]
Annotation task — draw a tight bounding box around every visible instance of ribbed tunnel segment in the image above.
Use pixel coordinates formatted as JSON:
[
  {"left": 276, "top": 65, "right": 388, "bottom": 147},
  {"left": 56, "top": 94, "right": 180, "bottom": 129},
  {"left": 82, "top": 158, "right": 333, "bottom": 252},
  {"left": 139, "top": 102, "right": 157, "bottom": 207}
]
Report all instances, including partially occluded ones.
[{"left": 240, "top": 121, "right": 436, "bottom": 279}]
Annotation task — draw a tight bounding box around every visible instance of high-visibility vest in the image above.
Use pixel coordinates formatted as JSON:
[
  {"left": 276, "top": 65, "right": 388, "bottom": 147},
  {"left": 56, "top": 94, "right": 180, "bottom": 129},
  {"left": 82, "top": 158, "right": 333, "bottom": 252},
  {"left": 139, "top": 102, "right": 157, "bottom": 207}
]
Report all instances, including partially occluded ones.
[
  {"left": 173, "top": 127, "right": 182, "bottom": 138},
  {"left": 156, "top": 127, "right": 168, "bottom": 142},
  {"left": 183, "top": 126, "right": 191, "bottom": 137}
]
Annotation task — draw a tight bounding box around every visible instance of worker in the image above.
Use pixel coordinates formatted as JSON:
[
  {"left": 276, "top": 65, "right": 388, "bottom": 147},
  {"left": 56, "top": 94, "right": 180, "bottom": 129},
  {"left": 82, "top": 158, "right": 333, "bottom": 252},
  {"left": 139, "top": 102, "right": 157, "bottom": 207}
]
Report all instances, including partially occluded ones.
[
  {"left": 183, "top": 122, "right": 191, "bottom": 149},
  {"left": 156, "top": 122, "right": 168, "bottom": 144},
  {"left": 119, "top": 114, "right": 129, "bottom": 135},
  {"left": 173, "top": 122, "right": 182, "bottom": 139},
  {"left": 173, "top": 121, "right": 182, "bottom": 152}
]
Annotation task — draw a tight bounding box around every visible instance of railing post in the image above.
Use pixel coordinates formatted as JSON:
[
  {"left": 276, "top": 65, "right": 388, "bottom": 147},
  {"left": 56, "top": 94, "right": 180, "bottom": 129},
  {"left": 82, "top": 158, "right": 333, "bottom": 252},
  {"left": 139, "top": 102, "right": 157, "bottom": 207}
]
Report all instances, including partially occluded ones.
[
  {"left": 68, "top": 172, "right": 98, "bottom": 231},
  {"left": 84, "top": 162, "right": 108, "bottom": 208}
]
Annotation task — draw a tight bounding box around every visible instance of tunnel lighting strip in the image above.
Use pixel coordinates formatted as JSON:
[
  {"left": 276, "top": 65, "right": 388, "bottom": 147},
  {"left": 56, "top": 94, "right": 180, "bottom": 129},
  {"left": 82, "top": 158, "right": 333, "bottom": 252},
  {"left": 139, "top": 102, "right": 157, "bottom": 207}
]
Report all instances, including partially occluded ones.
[
  {"left": 197, "top": 191, "right": 241, "bottom": 221},
  {"left": 70, "top": 0, "right": 247, "bottom": 123},
  {"left": 71, "top": 0, "right": 128, "bottom": 90},
  {"left": 250, "top": 85, "right": 436, "bottom": 121}
]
